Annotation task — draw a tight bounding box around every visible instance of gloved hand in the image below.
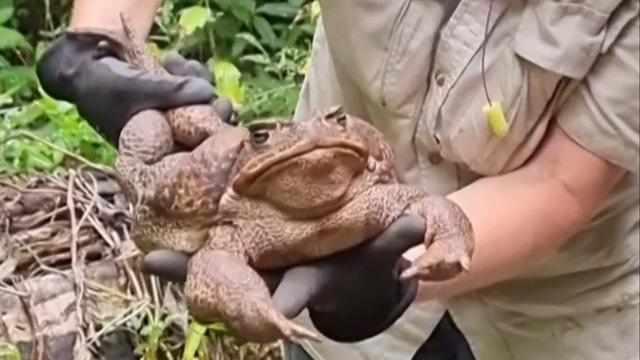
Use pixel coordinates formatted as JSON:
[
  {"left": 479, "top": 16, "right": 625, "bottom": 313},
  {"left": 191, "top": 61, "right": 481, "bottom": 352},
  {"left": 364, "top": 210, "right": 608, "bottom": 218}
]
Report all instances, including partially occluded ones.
[
  {"left": 36, "top": 30, "right": 234, "bottom": 146},
  {"left": 141, "top": 215, "right": 426, "bottom": 343}
]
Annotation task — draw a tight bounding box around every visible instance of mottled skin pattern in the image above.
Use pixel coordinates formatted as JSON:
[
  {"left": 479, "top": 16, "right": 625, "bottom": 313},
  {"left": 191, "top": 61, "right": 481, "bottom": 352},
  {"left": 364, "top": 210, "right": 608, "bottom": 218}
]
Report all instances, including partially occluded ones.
[
  {"left": 69, "top": 14, "right": 243, "bottom": 254},
  {"left": 69, "top": 15, "right": 475, "bottom": 345},
  {"left": 183, "top": 106, "right": 475, "bottom": 344}
]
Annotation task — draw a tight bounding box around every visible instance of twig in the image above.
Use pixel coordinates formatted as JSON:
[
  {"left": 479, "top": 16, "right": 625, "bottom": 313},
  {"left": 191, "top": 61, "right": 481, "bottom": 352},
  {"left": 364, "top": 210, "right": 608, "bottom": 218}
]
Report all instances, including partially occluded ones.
[
  {"left": 0, "top": 283, "right": 28, "bottom": 297},
  {"left": 86, "top": 279, "right": 138, "bottom": 302},
  {"left": 15, "top": 279, "right": 48, "bottom": 360},
  {"left": 86, "top": 299, "right": 150, "bottom": 346},
  {"left": 14, "top": 235, "right": 70, "bottom": 279},
  {"left": 67, "top": 170, "right": 92, "bottom": 360}
]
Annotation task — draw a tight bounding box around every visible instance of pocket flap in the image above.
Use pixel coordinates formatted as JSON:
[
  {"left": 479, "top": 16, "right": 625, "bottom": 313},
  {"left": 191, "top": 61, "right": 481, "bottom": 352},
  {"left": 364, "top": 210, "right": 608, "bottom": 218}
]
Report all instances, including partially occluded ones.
[{"left": 513, "top": 1, "right": 616, "bottom": 79}]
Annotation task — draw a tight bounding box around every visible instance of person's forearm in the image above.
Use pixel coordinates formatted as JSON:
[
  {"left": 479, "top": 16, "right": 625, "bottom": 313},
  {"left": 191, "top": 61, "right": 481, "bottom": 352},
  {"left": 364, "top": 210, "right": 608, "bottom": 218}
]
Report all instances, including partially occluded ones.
[
  {"left": 69, "top": 0, "right": 162, "bottom": 37},
  {"left": 405, "top": 125, "right": 626, "bottom": 301}
]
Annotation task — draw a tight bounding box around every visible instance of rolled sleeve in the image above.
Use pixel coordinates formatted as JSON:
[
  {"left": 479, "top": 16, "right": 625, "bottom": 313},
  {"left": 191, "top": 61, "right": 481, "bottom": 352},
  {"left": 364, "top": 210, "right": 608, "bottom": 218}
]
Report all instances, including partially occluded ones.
[{"left": 556, "top": 13, "right": 639, "bottom": 173}]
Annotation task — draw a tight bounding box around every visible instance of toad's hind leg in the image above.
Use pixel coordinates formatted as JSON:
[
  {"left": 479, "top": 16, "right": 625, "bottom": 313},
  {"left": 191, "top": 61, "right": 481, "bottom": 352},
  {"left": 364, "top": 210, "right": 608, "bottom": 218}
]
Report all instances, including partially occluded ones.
[
  {"left": 402, "top": 196, "right": 475, "bottom": 281},
  {"left": 117, "top": 109, "right": 174, "bottom": 165},
  {"left": 118, "top": 14, "right": 231, "bottom": 150},
  {"left": 115, "top": 109, "right": 175, "bottom": 203},
  {"left": 166, "top": 106, "right": 230, "bottom": 149},
  {"left": 185, "top": 226, "right": 320, "bottom": 344}
]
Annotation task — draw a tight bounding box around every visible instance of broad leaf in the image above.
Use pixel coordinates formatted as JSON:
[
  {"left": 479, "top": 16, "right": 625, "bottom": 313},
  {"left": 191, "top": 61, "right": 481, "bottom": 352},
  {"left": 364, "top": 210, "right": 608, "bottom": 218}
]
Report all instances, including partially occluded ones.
[
  {"left": 253, "top": 16, "right": 277, "bottom": 47},
  {"left": 235, "top": 32, "right": 268, "bottom": 56},
  {"left": 209, "top": 58, "right": 245, "bottom": 105},
  {"left": 231, "top": 39, "right": 247, "bottom": 58},
  {"left": 231, "top": 0, "right": 256, "bottom": 25},
  {"left": 0, "top": 26, "right": 31, "bottom": 51},
  {"left": 0, "top": 66, "right": 36, "bottom": 90},
  {"left": 239, "top": 54, "right": 270, "bottom": 65},
  {"left": 0, "top": 0, "right": 13, "bottom": 24},
  {"left": 212, "top": 14, "right": 240, "bottom": 39},
  {"left": 178, "top": 6, "right": 211, "bottom": 36},
  {"left": 256, "top": 3, "right": 299, "bottom": 18},
  {"left": 288, "top": 0, "right": 306, "bottom": 7},
  {"left": 310, "top": 1, "right": 321, "bottom": 20},
  {"left": 213, "top": 0, "right": 234, "bottom": 11}
]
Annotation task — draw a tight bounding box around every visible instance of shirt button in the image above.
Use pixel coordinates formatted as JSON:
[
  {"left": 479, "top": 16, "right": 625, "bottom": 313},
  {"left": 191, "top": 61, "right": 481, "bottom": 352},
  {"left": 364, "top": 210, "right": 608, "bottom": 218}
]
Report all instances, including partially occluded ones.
[
  {"left": 434, "top": 70, "right": 446, "bottom": 86},
  {"left": 427, "top": 152, "right": 443, "bottom": 165}
]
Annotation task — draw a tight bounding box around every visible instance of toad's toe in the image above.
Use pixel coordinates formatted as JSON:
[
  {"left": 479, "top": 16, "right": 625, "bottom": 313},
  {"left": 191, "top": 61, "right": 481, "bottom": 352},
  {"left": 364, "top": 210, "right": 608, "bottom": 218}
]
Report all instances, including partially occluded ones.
[{"left": 400, "top": 240, "right": 471, "bottom": 281}]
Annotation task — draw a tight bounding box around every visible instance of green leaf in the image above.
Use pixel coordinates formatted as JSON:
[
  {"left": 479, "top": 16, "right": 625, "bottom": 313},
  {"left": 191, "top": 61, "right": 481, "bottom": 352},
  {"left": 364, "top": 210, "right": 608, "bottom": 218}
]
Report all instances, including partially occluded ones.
[
  {"left": 19, "top": 145, "right": 55, "bottom": 171},
  {"left": 212, "top": 14, "right": 240, "bottom": 39},
  {"left": 35, "top": 41, "right": 49, "bottom": 61},
  {"left": 0, "top": 0, "right": 13, "bottom": 24},
  {"left": 0, "top": 342, "right": 22, "bottom": 360},
  {"left": 310, "top": 1, "right": 321, "bottom": 20},
  {"left": 299, "top": 23, "right": 317, "bottom": 35},
  {"left": 256, "top": 3, "right": 299, "bottom": 18},
  {"left": 178, "top": 6, "right": 211, "bottom": 36},
  {"left": 209, "top": 57, "right": 245, "bottom": 105},
  {"left": 0, "top": 26, "right": 31, "bottom": 51},
  {"left": 231, "top": 0, "right": 255, "bottom": 25},
  {"left": 213, "top": 0, "right": 234, "bottom": 11},
  {"left": 288, "top": 0, "right": 306, "bottom": 7},
  {"left": 235, "top": 32, "right": 268, "bottom": 56},
  {"left": 182, "top": 321, "right": 207, "bottom": 360},
  {"left": 252, "top": 16, "right": 277, "bottom": 47},
  {"left": 205, "top": 322, "right": 227, "bottom": 332},
  {"left": 5, "top": 102, "right": 43, "bottom": 127},
  {"left": 230, "top": 39, "right": 247, "bottom": 58},
  {"left": 0, "top": 66, "right": 36, "bottom": 91},
  {"left": 239, "top": 53, "right": 270, "bottom": 65}
]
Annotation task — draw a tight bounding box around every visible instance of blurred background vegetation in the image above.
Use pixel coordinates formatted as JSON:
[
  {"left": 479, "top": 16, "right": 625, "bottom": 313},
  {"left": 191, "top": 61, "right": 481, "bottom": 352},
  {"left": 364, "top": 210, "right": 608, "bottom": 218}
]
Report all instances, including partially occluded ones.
[{"left": 0, "top": 0, "right": 319, "bottom": 175}]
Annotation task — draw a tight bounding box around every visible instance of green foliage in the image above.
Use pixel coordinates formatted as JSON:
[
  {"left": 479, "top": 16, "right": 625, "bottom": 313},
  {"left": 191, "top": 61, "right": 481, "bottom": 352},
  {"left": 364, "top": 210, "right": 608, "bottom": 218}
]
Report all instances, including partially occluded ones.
[
  {"left": 150, "top": 0, "right": 319, "bottom": 118},
  {"left": 0, "top": 0, "right": 319, "bottom": 175},
  {"left": 0, "top": 341, "right": 22, "bottom": 360},
  {"left": 0, "top": 87, "right": 117, "bottom": 175}
]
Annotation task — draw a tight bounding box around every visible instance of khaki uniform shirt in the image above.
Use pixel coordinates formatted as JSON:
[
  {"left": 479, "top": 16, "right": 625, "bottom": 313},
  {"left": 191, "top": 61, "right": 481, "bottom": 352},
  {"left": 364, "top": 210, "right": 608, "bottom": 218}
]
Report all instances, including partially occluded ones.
[{"left": 288, "top": 0, "right": 640, "bottom": 359}]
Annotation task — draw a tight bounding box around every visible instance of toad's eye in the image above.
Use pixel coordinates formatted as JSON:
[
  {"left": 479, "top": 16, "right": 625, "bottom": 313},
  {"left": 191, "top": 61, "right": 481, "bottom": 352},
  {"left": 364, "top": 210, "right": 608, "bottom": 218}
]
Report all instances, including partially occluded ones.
[
  {"left": 250, "top": 129, "right": 270, "bottom": 145},
  {"left": 335, "top": 114, "right": 347, "bottom": 127}
]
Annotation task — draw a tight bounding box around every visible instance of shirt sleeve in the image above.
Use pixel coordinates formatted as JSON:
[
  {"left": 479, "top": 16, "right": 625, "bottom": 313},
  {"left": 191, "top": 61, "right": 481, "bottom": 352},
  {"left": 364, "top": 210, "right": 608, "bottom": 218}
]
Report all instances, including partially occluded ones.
[{"left": 555, "top": 13, "right": 639, "bottom": 173}]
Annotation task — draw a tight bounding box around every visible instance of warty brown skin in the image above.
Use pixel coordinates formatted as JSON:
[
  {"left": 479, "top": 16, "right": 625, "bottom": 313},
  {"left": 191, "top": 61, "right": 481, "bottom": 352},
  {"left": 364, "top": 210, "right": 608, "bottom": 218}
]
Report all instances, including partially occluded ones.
[
  {"left": 69, "top": 14, "right": 244, "bottom": 254},
  {"left": 71, "top": 14, "right": 475, "bottom": 345},
  {"left": 184, "top": 106, "right": 475, "bottom": 344}
]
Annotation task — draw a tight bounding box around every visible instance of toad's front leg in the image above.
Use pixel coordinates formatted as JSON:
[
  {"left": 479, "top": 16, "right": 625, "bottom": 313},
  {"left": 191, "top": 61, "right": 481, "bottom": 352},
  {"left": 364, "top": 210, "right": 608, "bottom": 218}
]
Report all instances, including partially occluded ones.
[
  {"left": 402, "top": 196, "right": 475, "bottom": 281},
  {"left": 184, "top": 226, "right": 320, "bottom": 344}
]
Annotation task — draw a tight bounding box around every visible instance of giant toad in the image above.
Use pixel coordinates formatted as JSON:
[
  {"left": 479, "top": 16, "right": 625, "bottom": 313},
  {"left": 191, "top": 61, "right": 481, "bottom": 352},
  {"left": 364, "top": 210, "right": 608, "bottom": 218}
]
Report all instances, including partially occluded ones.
[
  {"left": 182, "top": 107, "right": 475, "bottom": 344},
  {"left": 84, "top": 14, "right": 476, "bottom": 345}
]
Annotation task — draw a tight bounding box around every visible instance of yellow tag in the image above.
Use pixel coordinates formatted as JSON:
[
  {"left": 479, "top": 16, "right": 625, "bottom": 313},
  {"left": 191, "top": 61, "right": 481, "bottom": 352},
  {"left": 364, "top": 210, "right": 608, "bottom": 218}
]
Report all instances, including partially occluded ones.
[{"left": 483, "top": 101, "right": 509, "bottom": 137}]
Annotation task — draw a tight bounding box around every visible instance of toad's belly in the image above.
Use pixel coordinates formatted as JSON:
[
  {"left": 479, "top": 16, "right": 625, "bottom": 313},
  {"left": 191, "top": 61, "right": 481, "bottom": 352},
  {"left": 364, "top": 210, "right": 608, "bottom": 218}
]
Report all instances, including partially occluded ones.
[
  {"left": 221, "top": 183, "right": 424, "bottom": 269},
  {"left": 245, "top": 220, "right": 388, "bottom": 269}
]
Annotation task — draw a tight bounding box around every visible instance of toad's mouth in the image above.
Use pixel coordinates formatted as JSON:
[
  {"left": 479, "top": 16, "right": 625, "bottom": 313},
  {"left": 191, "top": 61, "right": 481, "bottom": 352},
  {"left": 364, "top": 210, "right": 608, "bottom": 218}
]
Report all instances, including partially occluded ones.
[{"left": 231, "top": 138, "right": 369, "bottom": 191}]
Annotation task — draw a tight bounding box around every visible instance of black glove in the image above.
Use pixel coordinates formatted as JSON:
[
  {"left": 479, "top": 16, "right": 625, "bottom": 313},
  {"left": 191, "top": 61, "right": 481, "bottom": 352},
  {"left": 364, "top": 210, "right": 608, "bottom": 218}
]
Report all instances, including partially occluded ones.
[
  {"left": 36, "top": 31, "right": 233, "bottom": 146},
  {"left": 141, "top": 215, "right": 426, "bottom": 343}
]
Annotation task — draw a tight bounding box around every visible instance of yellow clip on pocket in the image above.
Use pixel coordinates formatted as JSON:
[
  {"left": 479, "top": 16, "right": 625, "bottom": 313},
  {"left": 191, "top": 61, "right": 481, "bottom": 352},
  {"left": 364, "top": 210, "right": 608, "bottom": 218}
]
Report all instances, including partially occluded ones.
[{"left": 483, "top": 101, "right": 509, "bottom": 138}]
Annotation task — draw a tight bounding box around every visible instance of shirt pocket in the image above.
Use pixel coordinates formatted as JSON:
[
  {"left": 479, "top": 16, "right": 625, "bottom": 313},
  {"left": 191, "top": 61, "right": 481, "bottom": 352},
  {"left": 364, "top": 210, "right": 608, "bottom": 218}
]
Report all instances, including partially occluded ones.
[
  {"left": 513, "top": 1, "right": 621, "bottom": 79},
  {"left": 444, "top": 1, "right": 624, "bottom": 176}
]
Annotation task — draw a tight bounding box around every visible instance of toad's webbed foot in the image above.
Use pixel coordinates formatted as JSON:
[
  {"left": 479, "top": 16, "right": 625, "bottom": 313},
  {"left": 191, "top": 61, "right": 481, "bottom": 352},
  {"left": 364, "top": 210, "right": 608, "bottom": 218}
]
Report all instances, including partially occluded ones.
[
  {"left": 402, "top": 196, "right": 475, "bottom": 281},
  {"left": 185, "top": 247, "right": 320, "bottom": 344}
]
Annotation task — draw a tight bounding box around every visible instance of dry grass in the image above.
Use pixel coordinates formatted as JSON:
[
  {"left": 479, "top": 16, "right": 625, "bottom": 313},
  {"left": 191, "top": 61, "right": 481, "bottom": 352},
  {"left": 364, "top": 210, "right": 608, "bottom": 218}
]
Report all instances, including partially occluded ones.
[{"left": 0, "top": 166, "right": 283, "bottom": 360}]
